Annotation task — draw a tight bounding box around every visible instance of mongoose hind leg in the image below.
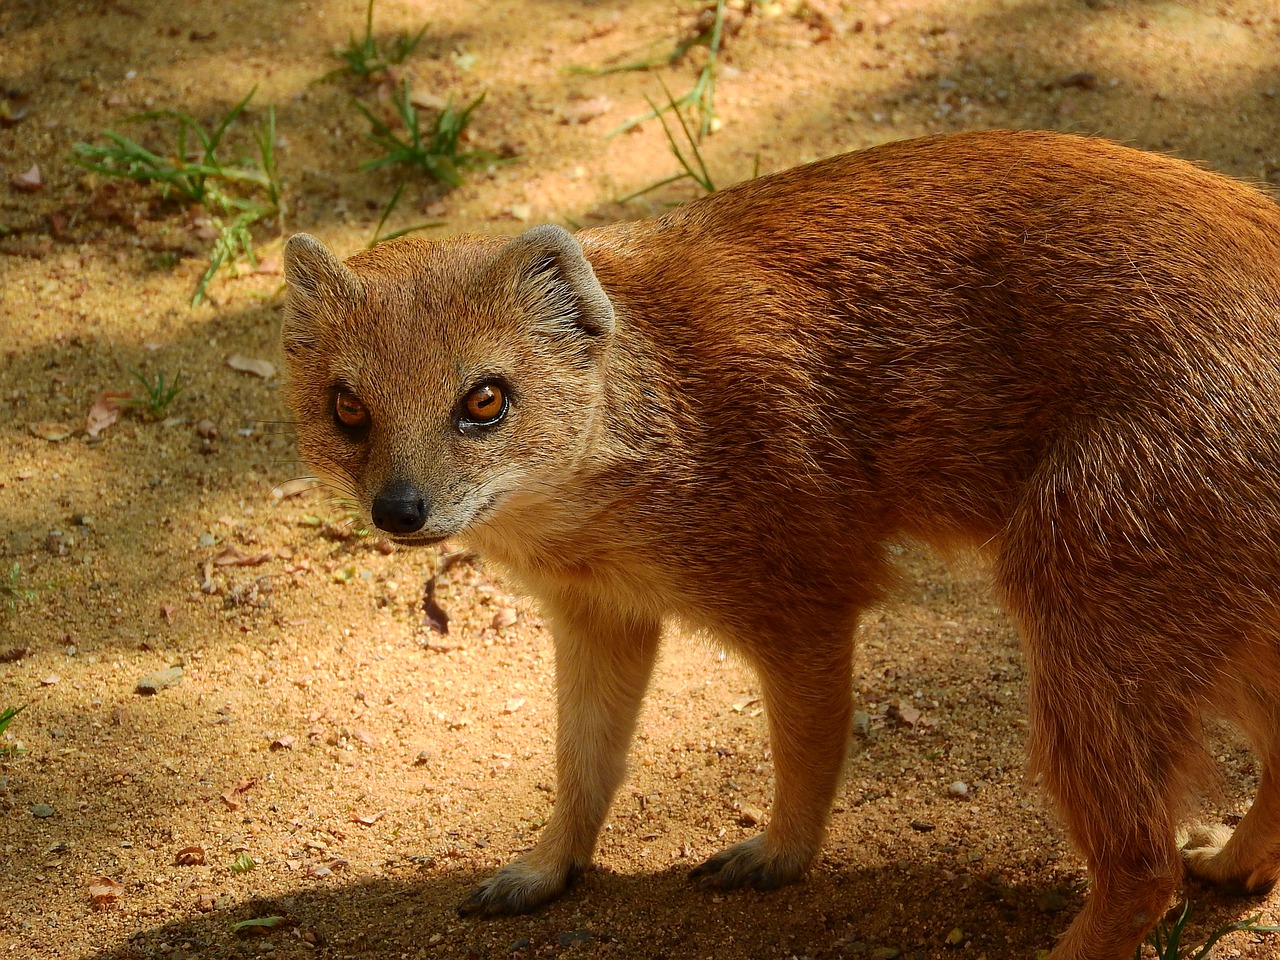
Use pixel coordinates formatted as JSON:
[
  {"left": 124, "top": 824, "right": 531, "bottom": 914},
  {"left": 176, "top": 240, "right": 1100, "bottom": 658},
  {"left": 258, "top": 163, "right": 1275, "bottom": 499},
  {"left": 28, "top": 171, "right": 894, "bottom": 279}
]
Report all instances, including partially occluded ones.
[
  {"left": 460, "top": 596, "right": 662, "bottom": 916},
  {"left": 1028, "top": 670, "right": 1185, "bottom": 960},
  {"left": 691, "top": 626, "right": 855, "bottom": 891},
  {"left": 1184, "top": 693, "right": 1280, "bottom": 897}
]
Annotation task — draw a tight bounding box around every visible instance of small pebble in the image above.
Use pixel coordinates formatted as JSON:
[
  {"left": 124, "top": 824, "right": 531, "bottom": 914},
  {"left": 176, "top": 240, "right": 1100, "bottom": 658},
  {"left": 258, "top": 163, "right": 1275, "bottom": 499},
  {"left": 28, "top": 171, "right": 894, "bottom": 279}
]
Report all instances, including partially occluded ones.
[
  {"left": 136, "top": 665, "right": 184, "bottom": 695},
  {"left": 31, "top": 803, "right": 55, "bottom": 818},
  {"left": 948, "top": 780, "right": 969, "bottom": 797}
]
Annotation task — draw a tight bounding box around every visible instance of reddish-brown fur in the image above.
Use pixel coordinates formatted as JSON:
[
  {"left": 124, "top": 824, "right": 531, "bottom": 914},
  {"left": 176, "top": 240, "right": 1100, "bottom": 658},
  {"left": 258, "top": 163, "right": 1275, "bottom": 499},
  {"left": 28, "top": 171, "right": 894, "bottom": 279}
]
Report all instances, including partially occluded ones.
[{"left": 281, "top": 130, "right": 1280, "bottom": 959}]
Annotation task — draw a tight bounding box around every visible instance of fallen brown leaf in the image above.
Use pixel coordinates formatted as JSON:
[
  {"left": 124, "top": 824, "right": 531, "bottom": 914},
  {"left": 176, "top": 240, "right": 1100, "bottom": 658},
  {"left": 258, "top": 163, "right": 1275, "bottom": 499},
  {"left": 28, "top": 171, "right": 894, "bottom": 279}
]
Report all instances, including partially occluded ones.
[
  {"left": 213, "top": 545, "right": 273, "bottom": 567},
  {"left": 304, "top": 857, "right": 348, "bottom": 878},
  {"left": 351, "top": 810, "right": 385, "bottom": 826},
  {"left": 220, "top": 777, "right": 258, "bottom": 809},
  {"left": 88, "top": 876, "right": 124, "bottom": 909},
  {"left": 227, "top": 354, "right": 276, "bottom": 379},
  {"left": 86, "top": 390, "right": 131, "bottom": 438},
  {"left": 174, "top": 845, "right": 206, "bottom": 866}
]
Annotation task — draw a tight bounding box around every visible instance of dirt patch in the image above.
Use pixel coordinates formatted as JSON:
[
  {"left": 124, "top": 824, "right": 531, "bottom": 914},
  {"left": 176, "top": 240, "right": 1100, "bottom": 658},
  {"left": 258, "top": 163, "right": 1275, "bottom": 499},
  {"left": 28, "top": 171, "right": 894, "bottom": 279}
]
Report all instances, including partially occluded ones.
[{"left": 2, "top": 1, "right": 1280, "bottom": 958}]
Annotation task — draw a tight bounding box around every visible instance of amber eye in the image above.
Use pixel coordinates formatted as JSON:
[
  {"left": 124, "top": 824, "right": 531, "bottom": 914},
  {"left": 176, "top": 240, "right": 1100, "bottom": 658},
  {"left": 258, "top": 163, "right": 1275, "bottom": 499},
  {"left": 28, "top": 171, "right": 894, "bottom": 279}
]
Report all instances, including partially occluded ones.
[
  {"left": 462, "top": 381, "right": 507, "bottom": 426},
  {"left": 334, "top": 391, "right": 369, "bottom": 430}
]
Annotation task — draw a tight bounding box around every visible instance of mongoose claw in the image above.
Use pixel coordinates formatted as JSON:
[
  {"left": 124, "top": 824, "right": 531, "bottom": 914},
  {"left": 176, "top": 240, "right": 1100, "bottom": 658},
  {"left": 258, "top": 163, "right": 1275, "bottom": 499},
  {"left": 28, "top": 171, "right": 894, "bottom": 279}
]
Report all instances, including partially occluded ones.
[
  {"left": 689, "top": 835, "right": 806, "bottom": 891},
  {"left": 457, "top": 860, "right": 580, "bottom": 918}
]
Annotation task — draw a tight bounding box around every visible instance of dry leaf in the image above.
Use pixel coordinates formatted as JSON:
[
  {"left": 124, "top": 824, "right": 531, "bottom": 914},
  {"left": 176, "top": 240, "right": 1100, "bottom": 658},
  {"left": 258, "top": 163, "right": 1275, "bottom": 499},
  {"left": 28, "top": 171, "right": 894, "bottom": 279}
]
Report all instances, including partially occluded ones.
[
  {"left": 352, "top": 810, "right": 385, "bottom": 826},
  {"left": 887, "top": 700, "right": 922, "bottom": 728},
  {"left": 269, "top": 734, "right": 296, "bottom": 751},
  {"left": 559, "top": 96, "right": 613, "bottom": 125},
  {"left": 12, "top": 163, "right": 42, "bottom": 192},
  {"left": 305, "top": 857, "right": 348, "bottom": 878},
  {"left": 220, "top": 777, "right": 258, "bottom": 809},
  {"left": 29, "top": 421, "right": 73, "bottom": 442},
  {"left": 86, "top": 390, "right": 131, "bottom": 438},
  {"left": 227, "top": 354, "right": 276, "bottom": 379},
  {"left": 731, "top": 697, "right": 761, "bottom": 713},
  {"left": 422, "top": 576, "right": 449, "bottom": 634},
  {"left": 350, "top": 727, "right": 377, "bottom": 747},
  {"left": 88, "top": 876, "right": 124, "bottom": 909},
  {"left": 213, "top": 545, "right": 272, "bottom": 567},
  {"left": 409, "top": 89, "right": 447, "bottom": 111},
  {"left": 271, "top": 478, "right": 317, "bottom": 500},
  {"left": 502, "top": 697, "right": 526, "bottom": 715},
  {"left": 174, "top": 845, "right": 206, "bottom": 866}
]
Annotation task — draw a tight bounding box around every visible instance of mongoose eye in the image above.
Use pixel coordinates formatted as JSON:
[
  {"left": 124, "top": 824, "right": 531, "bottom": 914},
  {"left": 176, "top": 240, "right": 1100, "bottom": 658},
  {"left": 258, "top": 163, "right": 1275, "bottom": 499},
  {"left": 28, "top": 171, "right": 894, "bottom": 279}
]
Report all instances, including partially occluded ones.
[
  {"left": 461, "top": 381, "right": 508, "bottom": 428},
  {"left": 334, "top": 391, "right": 369, "bottom": 430}
]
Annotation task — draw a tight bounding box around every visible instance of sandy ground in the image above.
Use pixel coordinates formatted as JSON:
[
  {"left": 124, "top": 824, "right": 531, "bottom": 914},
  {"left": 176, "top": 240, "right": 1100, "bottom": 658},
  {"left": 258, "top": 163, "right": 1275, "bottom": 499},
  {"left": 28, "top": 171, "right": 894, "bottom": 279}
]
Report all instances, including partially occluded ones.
[{"left": 3, "top": 1, "right": 1280, "bottom": 958}]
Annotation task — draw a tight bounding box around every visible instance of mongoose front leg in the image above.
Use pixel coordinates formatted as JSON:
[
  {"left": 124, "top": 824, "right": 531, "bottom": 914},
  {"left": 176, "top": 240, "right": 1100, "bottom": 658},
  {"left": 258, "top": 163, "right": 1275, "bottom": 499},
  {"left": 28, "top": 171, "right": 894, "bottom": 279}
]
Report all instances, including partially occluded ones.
[
  {"left": 459, "top": 595, "right": 661, "bottom": 916},
  {"left": 691, "top": 633, "right": 855, "bottom": 891}
]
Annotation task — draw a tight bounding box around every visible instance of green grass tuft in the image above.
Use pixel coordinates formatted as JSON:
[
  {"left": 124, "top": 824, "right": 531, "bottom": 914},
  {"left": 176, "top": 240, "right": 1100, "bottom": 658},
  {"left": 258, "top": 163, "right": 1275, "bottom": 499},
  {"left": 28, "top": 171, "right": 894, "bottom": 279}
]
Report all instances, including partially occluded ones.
[
  {"left": 332, "top": 0, "right": 427, "bottom": 80},
  {"left": 357, "top": 81, "right": 493, "bottom": 187},
  {"left": 126, "top": 368, "right": 184, "bottom": 419},
  {"left": 0, "top": 705, "right": 23, "bottom": 738},
  {"left": 70, "top": 89, "right": 282, "bottom": 306},
  {"left": 1138, "top": 901, "right": 1280, "bottom": 960},
  {"left": 603, "top": 0, "right": 726, "bottom": 139}
]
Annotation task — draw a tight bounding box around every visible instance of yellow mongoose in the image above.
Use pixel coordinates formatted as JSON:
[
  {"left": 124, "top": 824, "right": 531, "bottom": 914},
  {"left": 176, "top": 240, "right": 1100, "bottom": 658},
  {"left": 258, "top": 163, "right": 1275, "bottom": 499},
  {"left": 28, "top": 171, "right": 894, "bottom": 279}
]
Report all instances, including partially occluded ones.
[{"left": 282, "top": 129, "right": 1280, "bottom": 960}]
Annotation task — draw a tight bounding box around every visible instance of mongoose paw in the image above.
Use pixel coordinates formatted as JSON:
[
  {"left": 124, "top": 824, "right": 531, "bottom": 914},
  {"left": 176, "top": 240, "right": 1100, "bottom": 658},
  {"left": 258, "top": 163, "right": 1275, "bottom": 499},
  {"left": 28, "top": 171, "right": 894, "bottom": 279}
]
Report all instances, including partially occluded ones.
[
  {"left": 1180, "top": 823, "right": 1275, "bottom": 897},
  {"left": 458, "top": 860, "right": 582, "bottom": 917},
  {"left": 689, "top": 834, "right": 808, "bottom": 891}
]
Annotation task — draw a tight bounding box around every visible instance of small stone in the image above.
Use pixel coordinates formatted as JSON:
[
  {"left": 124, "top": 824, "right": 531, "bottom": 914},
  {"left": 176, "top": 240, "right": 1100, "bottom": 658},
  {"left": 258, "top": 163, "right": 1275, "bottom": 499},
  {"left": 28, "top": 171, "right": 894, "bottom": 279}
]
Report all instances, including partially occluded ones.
[
  {"left": 31, "top": 803, "right": 55, "bottom": 818},
  {"left": 736, "top": 802, "right": 765, "bottom": 825},
  {"left": 492, "top": 606, "right": 518, "bottom": 629},
  {"left": 196, "top": 419, "right": 218, "bottom": 440},
  {"left": 136, "top": 666, "right": 184, "bottom": 695},
  {"left": 852, "top": 710, "right": 871, "bottom": 737},
  {"left": 947, "top": 781, "right": 969, "bottom": 797},
  {"left": 11, "top": 163, "right": 42, "bottom": 192},
  {"left": 909, "top": 820, "right": 935, "bottom": 832}
]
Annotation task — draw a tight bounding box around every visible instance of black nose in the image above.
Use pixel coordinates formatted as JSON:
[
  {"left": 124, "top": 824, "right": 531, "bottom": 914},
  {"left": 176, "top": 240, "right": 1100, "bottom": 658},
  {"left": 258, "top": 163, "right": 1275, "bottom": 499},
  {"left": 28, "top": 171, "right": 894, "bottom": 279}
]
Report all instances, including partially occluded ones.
[{"left": 371, "top": 481, "right": 429, "bottom": 534}]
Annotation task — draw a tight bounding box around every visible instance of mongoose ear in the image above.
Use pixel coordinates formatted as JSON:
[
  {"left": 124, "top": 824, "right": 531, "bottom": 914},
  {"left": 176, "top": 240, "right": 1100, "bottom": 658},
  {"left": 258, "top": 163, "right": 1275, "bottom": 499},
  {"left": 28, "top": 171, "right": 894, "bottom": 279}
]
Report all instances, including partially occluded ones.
[
  {"left": 493, "top": 224, "right": 615, "bottom": 340},
  {"left": 282, "top": 234, "right": 362, "bottom": 359},
  {"left": 283, "top": 233, "right": 361, "bottom": 303}
]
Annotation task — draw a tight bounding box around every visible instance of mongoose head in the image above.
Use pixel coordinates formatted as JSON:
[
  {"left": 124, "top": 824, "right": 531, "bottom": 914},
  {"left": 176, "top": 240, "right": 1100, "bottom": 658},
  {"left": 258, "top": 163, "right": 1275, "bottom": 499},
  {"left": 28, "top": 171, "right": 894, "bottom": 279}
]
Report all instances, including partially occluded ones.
[{"left": 281, "top": 225, "right": 616, "bottom": 549}]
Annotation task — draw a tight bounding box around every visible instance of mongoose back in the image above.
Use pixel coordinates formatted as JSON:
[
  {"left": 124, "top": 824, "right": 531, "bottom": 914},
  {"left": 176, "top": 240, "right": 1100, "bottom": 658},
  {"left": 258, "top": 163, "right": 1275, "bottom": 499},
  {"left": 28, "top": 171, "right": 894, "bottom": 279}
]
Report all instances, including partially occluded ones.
[{"left": 282, "top": 129, "right": 1280, "bottom": 960}]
